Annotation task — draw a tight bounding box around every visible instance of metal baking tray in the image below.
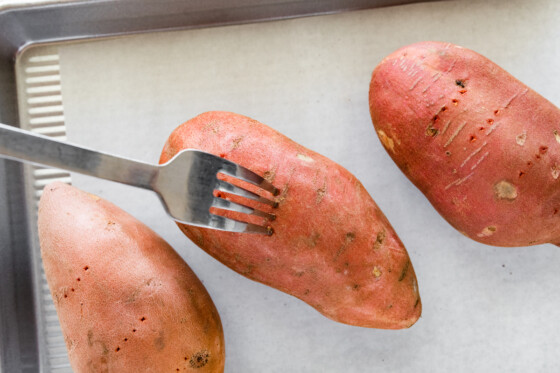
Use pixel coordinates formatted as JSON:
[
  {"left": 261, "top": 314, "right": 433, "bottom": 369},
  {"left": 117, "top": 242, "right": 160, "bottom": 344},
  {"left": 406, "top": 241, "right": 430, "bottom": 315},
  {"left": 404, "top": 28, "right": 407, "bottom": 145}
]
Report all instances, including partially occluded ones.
[{"left": 2, "top": 0, "right": 560, "bottom": 372}]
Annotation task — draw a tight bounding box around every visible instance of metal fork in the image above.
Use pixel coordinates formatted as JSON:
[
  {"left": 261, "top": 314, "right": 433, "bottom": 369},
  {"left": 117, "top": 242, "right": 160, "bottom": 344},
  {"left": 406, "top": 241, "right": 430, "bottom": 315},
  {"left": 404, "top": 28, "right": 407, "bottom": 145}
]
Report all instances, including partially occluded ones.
[{"left": 0, "top": 123, "right": 279, "bottom": 235}]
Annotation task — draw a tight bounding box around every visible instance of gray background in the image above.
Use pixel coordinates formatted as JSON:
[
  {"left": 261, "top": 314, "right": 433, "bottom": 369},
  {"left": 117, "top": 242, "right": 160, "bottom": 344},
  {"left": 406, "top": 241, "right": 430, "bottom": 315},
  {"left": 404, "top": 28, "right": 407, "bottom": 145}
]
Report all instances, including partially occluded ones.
[{"left": 35, "top": 0, "right": 560, "bottom": 371}]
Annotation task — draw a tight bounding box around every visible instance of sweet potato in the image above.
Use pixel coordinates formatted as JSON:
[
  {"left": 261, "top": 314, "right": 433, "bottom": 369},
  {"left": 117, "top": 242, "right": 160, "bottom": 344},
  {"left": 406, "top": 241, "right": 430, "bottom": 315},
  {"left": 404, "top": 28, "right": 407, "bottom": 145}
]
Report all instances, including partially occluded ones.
[
  {"left": 369, "top": 41, "right": 560, "bottom": 247},
  {"left": 159, "top": 111, "right": 421, "bottom": 329},
  {"left": 38, "top": 182, "right": 225, "bottom": 372}
]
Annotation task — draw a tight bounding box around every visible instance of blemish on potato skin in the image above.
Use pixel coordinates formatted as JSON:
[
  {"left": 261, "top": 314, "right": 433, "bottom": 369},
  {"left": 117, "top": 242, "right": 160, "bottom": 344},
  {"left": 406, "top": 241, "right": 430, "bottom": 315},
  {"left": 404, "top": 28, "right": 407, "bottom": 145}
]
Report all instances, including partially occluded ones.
[
  {"left": 274, "top": 168, "right": 295, "bottom": 205},
  {"left": 493, "top": 180, "right": 517, "bottom": 201},
  {"left": 398, "top": 260, "right": 410, "bottom": 282},
  {"left": 315, "top": 180, "right": 327, "bottom": 205},
  {"left": 153, "top": 330, "right": 165, "bottom": 351},
  {"left": 333, "top": 232, "right": 356, "bottom": 261},
  {"left": 275, "top": 184, "right": 289, "bottom": 205},
  {"left": 87, "top": 330, "right": 94, "bottom": 347},
  {"left": 241, "top": 264, "right": 254, "bottom": 275},
  {"left": 190, "top": 350, "right": 210, "bottom": 368},
  {"left": 126, "top": 288, "right": 141, "bottom": 304},
  {"left": 516, "top": 131, "right": 527, "bottom": 146},
  {"left": 554, "top": 130, "right": 560, "bottom": 144},
  {"left": 426, "top": 110, "right": 444, "bottom": 137},
  {"left": 377, "top": 130, "right": 396, "bottom": 153},
  {"left": 105, "top": 220, "right": 116, "bottom": 231},
  {"left": 86, "top": 330, "right": 110, "bottom": 367},
  {"left": 231, "top": 136, "right": 244, "bottom": 150},
  {"left": 426, "top": 124, "right": 438, "bottom": 137},
  {"left": 203, "top": 121, "right": 219, "bottom": 133},
  {"left": 263, "top": 168, "right": 276, "bottom": 183},
  {"left": 412, "top": 277, "right": 418, "bottom": 295},
  {"left": 296, "top": 153, "right": 314, "bottom": 163},
  {"left": 86, "top": 357, "right": 108, "bottom": 373},
  {"left": 478, "top": 225, "right": 497, "bottom": 237},
  {"left": 372, "top": 266, "right": 382, "bottom": 278},
  {"left": 303, "top": 232, "right": 321, "bottom": 248},
  {"left": 86, "top": 193, "right": 100, "bottom": 201},
  {"left": 552, "top": 164, "right": 560, "bottom": 179},
  {"left": 373, "top": 230, "right": 386, "bottom": 250}
]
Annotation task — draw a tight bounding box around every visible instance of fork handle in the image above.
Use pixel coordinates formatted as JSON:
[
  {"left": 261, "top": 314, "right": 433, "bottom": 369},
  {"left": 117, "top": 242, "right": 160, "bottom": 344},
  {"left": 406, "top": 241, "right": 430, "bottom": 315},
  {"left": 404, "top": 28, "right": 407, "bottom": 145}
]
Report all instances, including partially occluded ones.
[{"left": 0, "top": 123, "right": 158, "bottom": 190}]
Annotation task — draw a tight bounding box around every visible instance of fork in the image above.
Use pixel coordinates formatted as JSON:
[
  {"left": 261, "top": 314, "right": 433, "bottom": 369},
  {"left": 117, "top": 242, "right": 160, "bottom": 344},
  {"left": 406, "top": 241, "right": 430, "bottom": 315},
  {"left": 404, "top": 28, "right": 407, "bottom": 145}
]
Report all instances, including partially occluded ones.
[{"left": 0, "top": 123, "right": 279, "bottom": 235}]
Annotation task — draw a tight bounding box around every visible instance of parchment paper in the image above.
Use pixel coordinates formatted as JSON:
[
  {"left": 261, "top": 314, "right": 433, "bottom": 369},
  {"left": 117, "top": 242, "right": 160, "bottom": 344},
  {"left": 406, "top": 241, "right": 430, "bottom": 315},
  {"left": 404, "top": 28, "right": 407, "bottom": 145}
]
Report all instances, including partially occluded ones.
[{"left": 53, "top": 0, "right": 560, "bottom": 371}]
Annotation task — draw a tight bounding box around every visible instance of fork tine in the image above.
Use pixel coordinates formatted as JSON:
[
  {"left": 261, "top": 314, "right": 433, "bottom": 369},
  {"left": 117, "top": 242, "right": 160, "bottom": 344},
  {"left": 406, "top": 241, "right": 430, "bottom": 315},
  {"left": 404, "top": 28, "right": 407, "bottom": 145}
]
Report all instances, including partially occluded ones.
[
  {"left": 208, "top": 214, "right": 273, "bottom": 235},
  {"left": 216, "top": 179, "right": 278, "bottom": 208},
  {"left": 219, "top": 161, "right": 279, "bottom": 196},
  {"left": 212, "top": 196, "right": 276, "bottom": 221}
]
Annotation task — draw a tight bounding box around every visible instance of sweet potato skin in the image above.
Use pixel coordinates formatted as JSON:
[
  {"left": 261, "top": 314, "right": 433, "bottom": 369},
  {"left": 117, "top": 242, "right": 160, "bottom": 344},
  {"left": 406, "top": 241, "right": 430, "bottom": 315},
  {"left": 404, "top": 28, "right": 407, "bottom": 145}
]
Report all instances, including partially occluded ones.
[
  {"left": 38, "top": 182, "right": 225, "bottom": 372},
  {"left": 369, "top": 41, "right": 560, "bottom": 247},
  {"left": 160, "top": 111, "right": 421, "bottom": 329}
]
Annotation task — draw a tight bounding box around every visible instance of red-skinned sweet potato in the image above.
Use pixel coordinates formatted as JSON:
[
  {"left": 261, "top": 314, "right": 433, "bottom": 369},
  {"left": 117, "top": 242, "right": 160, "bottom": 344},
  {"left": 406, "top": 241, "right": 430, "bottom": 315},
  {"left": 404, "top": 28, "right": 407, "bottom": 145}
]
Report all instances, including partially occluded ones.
[
  {"left": 160, "top": 111, "right": 421, "bottom": 329},
  {"left": 38, "top": 182, "right": 225, "bottom": 372},
  {"left": 369, "top": 41, "right": 560, "bottom": 247}
]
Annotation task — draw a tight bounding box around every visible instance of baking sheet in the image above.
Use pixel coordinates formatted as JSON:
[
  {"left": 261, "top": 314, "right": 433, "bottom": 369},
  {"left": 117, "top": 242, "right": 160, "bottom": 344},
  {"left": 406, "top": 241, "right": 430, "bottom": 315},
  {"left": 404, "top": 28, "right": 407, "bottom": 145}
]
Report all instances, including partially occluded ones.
[{"left": 17, "top": 0, "right": 560, "bottom": 371}]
